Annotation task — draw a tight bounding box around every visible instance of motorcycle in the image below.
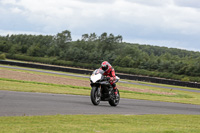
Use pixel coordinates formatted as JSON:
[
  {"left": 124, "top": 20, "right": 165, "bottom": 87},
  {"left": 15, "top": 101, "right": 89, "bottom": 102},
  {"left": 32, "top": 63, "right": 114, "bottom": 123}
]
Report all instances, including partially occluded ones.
[{"left": 90, "top": 69, "right": 120, "bottom": 106}]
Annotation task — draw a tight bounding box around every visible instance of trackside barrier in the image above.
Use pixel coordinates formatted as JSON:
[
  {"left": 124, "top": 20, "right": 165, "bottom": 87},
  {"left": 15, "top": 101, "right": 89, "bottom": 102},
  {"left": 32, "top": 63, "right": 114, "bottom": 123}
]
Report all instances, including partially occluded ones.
[
  {"left": 0, "top": 60, "right": 200, "bottom": 89},
  {"left": 0, "top": 60, "right": 92, "bottom": 75}
]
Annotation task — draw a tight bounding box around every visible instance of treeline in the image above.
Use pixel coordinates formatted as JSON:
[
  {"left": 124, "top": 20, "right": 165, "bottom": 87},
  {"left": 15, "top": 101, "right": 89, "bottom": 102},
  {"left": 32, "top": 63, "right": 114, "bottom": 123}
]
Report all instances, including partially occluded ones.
[{"left": 1, "top": 30, "right": 200, "bottom": 82}]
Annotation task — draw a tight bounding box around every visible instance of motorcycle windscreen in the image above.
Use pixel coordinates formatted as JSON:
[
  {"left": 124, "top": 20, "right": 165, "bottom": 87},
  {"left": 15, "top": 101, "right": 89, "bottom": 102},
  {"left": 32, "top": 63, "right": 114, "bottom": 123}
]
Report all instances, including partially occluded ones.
[{"left": 90, "top": 73, "right": 102, "bottom": 83}]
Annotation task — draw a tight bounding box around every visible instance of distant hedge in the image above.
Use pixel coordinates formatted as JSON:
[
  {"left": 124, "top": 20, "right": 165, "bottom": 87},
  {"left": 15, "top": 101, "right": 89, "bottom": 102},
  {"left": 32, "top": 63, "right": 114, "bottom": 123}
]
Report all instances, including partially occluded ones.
[{"left": 6, "top": 54, "right": 99, "bottom": 70}]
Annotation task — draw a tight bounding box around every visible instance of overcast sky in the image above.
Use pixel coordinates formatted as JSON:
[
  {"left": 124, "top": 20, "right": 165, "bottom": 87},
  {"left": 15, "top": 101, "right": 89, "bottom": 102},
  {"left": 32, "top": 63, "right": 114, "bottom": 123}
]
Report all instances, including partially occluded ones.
[{"left": 0, "top": 0, "right": 200, "bottom": 51}]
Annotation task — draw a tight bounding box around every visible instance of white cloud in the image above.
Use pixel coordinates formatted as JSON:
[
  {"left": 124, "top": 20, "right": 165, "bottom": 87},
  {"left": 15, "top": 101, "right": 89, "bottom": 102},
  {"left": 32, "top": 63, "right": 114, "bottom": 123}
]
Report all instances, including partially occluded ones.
[
  {"left": 1, "top": 0, "right": 200, "bottom": 34},
  {"left": 115, "top": 0, "right": 200, "bottom": 35},
  {"left": 0, "top": 29, "right": 45, "bottom": 35},
  {"left": 0, "top": 0, "right": 200, "bottom": 51},
  {"left": 1, "top": 0, "right": 17, "bottom": 5},
  {"left": 174, "top": 0, "right": 200, "bottom": 8}
]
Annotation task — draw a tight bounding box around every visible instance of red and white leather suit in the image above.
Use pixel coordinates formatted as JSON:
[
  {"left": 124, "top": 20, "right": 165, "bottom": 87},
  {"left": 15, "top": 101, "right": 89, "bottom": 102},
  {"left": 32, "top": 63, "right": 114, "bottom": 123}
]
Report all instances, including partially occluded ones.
[{"left": 100, "top": 61, "right": 117, "bottom": 93}]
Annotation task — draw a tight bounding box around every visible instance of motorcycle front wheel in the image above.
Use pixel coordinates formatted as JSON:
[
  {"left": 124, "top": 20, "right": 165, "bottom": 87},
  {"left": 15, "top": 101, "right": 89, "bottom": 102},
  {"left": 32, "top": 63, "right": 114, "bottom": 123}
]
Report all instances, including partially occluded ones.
[{"left": 90, "top": 86, "right": 101, "bottom": 105}]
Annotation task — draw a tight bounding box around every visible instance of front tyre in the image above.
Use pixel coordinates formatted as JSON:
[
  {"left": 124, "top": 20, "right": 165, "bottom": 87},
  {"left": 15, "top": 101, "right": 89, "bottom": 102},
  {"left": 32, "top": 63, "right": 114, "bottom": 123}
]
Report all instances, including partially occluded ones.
[
  {"left": 109, "top": 89, "right": 120, "bottom": 106},
  {"left": 90, "top": 86, "right": 101, "bottom": 105}
]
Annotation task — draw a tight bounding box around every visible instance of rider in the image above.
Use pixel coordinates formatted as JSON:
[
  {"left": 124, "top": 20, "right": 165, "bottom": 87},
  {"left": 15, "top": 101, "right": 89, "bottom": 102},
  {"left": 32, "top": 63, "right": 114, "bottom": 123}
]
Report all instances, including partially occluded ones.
[{"left": 100, "top": 61, "right": 118, "bottom": 97}]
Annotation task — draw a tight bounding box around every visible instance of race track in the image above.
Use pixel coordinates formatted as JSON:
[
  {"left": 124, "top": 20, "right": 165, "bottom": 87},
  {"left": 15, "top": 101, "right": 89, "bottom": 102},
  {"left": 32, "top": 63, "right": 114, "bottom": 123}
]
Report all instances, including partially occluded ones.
[{"left": 0, "top": 90, "right": 200, "bottom": 116}]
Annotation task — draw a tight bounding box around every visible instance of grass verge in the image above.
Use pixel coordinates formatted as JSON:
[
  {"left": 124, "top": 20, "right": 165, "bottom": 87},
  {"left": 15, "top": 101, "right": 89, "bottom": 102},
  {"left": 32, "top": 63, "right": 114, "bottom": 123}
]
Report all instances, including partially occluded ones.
[
  {"left": 1, "top": 64, "right": 200, "bottom": 91},
  {"left": 0, "top": 114, "right": 200, "bottom": 133},
  {"left": 0, "top": 78, "right": 200, "bottom": 105}
]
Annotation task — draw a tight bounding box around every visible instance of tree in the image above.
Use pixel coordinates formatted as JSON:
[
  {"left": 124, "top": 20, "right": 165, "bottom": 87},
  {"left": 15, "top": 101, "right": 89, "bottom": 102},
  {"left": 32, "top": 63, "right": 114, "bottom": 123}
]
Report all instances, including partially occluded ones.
[
  {"left": 54, "top": 30, "right": 72, "bottom": 49},
  {"left": 120, "top": 56, "right": 134, "bottom": 67},
  {"left": 89, "top": 33, "right": 97, "bottom": 41},
  {"left": 82, "top": 34, "right": 89, "bottom": 41},
  {"left": 99, "top": 32, "right": 107, "bottom": 41},
  {"left": 9, "top": 44, "right": 22, "bottom": 55},
  {"left": 27, "top": 43, "right": 42, "bottom": 57},
  {"left": 115, "top": 35, "right": 123, "bottom": 43}
]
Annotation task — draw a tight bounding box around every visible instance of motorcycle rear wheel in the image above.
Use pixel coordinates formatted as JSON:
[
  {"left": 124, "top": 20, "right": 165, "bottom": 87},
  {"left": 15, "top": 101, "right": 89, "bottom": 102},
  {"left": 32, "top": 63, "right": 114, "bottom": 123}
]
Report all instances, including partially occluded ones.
[
  {"left": 109, "top": 89, "right": 120, "bottom": 106},
  {"left": 90, "top": 87, "right": 101, "bottom": 105}
]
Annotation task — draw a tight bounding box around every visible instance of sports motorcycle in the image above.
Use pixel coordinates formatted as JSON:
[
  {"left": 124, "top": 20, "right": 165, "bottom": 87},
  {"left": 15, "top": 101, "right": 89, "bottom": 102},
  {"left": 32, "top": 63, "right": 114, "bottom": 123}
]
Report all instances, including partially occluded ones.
[{"left": 90, "top": 69, "right": 120, "bottom": 106}]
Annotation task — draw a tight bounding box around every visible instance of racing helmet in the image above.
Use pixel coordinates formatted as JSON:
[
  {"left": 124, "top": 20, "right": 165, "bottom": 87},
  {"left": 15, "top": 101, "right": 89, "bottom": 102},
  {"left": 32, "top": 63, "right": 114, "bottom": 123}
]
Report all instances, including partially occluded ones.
[{"left": 101, "top": 61, "right": 111, "bottom": 71}]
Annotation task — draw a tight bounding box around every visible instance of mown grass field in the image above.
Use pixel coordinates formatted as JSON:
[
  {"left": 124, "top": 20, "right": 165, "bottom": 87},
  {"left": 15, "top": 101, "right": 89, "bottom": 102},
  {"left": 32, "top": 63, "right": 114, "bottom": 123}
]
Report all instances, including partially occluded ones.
[
  {"left": 0, "top": 65, "right": 200, "bottom": 133},
  {"left": 0, "top": 114, "right": 200, "bottom": 133}
]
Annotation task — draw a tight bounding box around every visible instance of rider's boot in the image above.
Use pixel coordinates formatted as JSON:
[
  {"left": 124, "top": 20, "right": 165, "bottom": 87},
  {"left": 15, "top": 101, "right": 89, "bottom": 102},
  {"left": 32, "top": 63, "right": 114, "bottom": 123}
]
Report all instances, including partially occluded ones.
[{"left": 114, "top": 88, "right": 119, "bottom": 98}]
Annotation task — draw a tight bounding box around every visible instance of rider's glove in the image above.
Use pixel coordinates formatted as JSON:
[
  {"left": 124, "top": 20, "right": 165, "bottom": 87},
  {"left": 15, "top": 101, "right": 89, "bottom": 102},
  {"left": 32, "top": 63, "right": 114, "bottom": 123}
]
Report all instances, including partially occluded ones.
[{"left": 106, "top": 77, "right": 110, "bottom": 80}]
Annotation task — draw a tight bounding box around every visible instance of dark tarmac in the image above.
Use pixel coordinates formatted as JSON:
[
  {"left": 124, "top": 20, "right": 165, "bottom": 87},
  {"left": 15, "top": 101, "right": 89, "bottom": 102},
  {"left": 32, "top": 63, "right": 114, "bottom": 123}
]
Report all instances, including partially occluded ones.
[{"left": 0, "top": 91, "right": 199, "bottom": 116}]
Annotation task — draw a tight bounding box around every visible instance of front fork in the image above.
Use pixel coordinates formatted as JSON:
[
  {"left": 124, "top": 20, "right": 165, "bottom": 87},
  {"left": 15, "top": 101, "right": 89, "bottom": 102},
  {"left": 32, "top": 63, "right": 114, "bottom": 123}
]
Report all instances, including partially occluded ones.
[
  {"left": 91, "top": 83, "right": 101, "bottom": 97},
  {"left": 97, "top": 86, "right": 101, "bottom": 97}
]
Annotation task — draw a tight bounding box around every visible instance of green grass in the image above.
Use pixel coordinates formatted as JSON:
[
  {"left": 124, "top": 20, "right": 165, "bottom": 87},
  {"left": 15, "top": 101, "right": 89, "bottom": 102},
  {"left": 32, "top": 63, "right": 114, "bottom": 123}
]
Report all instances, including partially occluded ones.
[
  {"left": 0, "top": 78, "right": 91, "bottom": 96},
  {"left": 0, "top": 114, "right": 199, "bottom": 133},
  {"left": 0, "top": 78, "right": 200, "bottom": 105}
]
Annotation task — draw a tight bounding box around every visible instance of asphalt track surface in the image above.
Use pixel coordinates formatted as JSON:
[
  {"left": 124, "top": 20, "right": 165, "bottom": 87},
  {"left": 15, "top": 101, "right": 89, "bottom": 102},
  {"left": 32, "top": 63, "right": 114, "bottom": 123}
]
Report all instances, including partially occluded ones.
[
  {"left": 0, "top": 90, "right": 200, "bottom": 116},
  {"left": 1, "top": 65, "right": 200, "bottom": 93}
]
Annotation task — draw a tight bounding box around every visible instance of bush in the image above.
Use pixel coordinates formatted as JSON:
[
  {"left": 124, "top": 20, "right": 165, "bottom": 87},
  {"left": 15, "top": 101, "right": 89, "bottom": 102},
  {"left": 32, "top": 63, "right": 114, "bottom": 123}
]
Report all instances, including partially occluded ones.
[
  {"left": 0, "top": 53, "right": 6, "bottom": 60},
  {"left": 181, "top": 77, "right": 190, "bottom": 82}
]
